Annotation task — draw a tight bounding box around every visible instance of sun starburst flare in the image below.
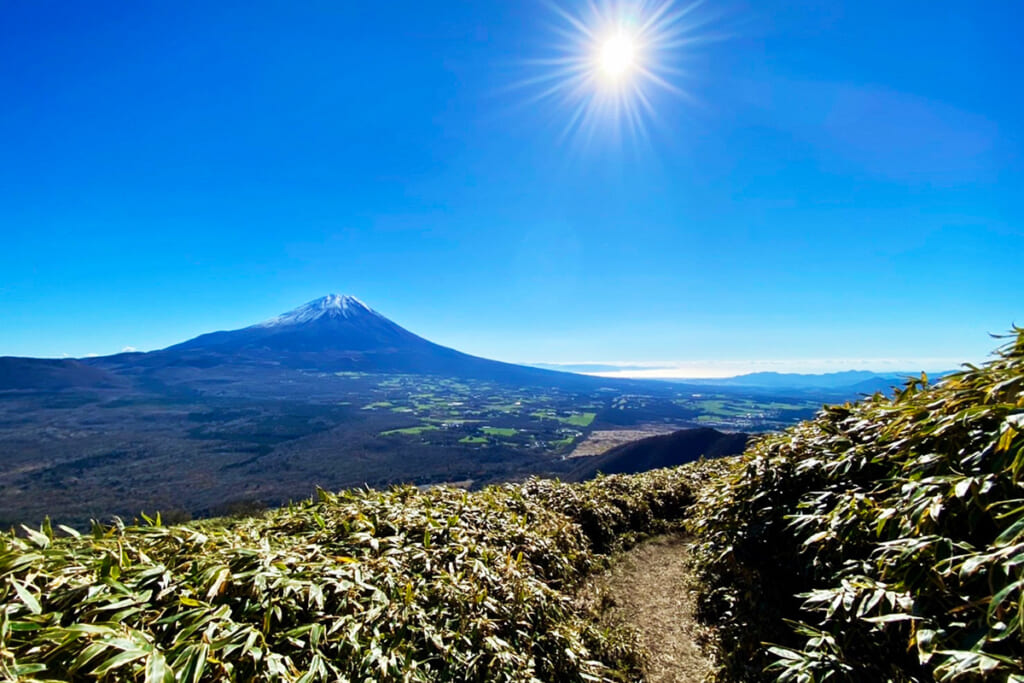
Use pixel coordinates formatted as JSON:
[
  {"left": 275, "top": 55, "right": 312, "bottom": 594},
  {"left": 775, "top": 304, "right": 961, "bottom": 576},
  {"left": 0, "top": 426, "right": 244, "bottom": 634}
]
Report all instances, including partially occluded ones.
[
  {"left": 516, "top": 0, "right": 710, "bottom": 144},
  {"left": 598, "top": 32, "right": 637, "bottom": 81}
]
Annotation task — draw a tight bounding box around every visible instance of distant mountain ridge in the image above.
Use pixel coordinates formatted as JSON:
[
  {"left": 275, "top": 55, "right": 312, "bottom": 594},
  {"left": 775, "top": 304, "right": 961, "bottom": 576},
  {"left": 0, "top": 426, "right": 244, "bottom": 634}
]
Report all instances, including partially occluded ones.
[
  {"left": 688, "top": 370, "right": 911, "bottom": 389},
  {"left": 682, "top": 369, "right": 956, "bottom": 395},
  {"left": 530, "top": 364, "right": 951, "bottom": 394}
]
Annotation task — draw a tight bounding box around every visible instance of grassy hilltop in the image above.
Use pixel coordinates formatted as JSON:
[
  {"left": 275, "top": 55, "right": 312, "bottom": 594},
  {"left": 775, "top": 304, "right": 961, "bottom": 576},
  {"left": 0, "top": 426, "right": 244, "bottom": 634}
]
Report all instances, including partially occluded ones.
[{"left": 1, "top": 330, "right": 1022, "bottom": 682}]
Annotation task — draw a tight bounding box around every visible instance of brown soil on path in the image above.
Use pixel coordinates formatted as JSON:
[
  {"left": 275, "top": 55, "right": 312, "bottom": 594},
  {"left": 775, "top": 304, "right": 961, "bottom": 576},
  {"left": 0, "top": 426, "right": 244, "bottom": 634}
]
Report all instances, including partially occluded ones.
[{"left": 589, "top": 533, "right": 713, "bottom": 682}]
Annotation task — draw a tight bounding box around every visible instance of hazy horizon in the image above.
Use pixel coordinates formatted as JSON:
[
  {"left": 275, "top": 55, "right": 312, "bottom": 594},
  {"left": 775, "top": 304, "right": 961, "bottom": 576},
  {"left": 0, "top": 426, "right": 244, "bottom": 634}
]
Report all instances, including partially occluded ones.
[
  {"left": 4, "top": 290, "right": 1004, "bottom": 376},
  {"left": 11, "top": 290, "right": 985, "bottom": 380}
]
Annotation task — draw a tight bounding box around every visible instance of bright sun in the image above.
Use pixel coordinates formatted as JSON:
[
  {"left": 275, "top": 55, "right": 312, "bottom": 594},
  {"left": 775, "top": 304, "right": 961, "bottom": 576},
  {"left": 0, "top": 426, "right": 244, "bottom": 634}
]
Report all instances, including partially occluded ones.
[
  {"left": 598, "top": 33, "right": 637, "bottom": 81},
  {"left": 520, "top": 0, "right": 702, "bottom": 142}
]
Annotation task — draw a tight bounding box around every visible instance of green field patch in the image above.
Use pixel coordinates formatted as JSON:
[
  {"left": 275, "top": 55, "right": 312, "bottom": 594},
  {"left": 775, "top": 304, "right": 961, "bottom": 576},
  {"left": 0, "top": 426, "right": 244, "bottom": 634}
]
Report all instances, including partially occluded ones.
[
  {"left": 694, "top": 399, "right": 754, "bottom": 417},
  {"left": 380, "top": 425, "right": 439, "bottom": 436},
  {"left": 459, "top": 436, "right": 488, "bottom": 444},
  {"left": 763, "top": 401, "right": 814, "bottom": 410},
  {"left": 362, "top": 401, "right": 393, "bottom": 410},
  {"left": 485, "top": 404, "right": 521, "bottom": 413},
  {"left": 563, "top": 412, "right": 596, "bottom": 427},
  {"left": 531, "top": 411, "right": 596, "bottom": 427},
  {"left": 482, "top": 427, "right": 516, "bottom": 437},
  {"left": 390, "top": 406, "right": 414, "bottom": 413}
]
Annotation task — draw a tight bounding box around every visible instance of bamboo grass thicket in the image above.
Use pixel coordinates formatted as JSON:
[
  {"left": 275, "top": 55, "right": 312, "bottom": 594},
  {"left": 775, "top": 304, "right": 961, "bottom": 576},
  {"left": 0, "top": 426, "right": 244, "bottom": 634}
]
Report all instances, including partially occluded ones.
[
  {"left": 690, "top": 329, "right": 1024, "bottom": 682},
  {"left": 0, "top": 465, "right": 719, "bottom": 682}
]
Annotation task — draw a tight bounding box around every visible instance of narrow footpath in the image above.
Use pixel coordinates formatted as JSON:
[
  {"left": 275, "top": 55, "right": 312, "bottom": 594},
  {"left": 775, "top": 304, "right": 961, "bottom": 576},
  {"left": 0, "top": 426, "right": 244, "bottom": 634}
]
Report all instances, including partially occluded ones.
[{"left": 592, "top": 534, "right": 713, "bottom": 682}]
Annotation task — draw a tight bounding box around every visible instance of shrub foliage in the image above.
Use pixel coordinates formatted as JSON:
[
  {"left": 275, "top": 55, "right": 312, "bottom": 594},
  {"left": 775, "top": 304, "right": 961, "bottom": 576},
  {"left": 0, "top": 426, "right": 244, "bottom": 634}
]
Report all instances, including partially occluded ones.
[
  {"left": 690, "top": 330, "right": 1024, "bottom": 682},
  {"left": 0, "top": 466, "right": 717, "bottom": 682}
]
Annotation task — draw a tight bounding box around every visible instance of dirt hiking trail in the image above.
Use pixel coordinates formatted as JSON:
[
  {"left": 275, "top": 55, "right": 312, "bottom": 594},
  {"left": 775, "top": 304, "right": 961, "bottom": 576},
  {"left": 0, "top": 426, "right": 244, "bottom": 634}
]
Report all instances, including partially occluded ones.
[{"left": 591, "top": 533, "right": 713, "bottom": 682}]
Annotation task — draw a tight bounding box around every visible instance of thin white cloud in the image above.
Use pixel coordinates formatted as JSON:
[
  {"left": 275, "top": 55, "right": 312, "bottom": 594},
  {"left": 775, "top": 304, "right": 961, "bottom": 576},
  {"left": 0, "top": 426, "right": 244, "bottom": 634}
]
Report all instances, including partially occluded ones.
[
  {"left": 122, "top": 346, "right": 138, "bottom": 353},
  {"left": 535, "top": 357, "right": 971, "bottom": 379}
]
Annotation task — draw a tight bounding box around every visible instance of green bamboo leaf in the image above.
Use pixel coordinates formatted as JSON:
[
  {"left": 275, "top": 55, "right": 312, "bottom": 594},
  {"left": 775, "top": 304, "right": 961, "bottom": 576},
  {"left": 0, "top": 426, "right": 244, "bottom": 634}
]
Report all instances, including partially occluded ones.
[
  {"left": 19, "top": 525, "right": 50, "bottom": 549},
  {"left": 998, "top": 426, "right": 1019, "bottom": 453},
  {"left": 176, "top": 643, "right": 209, "bottom": 683},
  {"left": 10, "top": 663, "right": 48, "bottom": 676},
  {"left": 70, "top": 642, "right": 111, "bottom": 673},
  {"left": 92, "top": 649, "right": 149, "bottom": 677},
  {"left": 995, "top": 515, "right": 1024, "bottom": 546},
  {"left": 11, "top": 579, "right": 41, "bottom": 615},
  {"left": 145, "top": 650, "right": 174, "bottom": 683}
]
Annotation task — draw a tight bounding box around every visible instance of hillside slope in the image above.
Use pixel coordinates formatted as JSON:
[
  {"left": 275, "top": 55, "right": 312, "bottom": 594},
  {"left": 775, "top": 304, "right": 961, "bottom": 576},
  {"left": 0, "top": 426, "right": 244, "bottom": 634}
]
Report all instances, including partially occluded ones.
[
  {"left": 566, "top": 427, "right": 748, "bottom": 481},
  {"left": 0, "top": 357, "right": 125, "bottom": 391},
  {"left": 689, "top": 329, "right": 1024, "bottom": 682}
]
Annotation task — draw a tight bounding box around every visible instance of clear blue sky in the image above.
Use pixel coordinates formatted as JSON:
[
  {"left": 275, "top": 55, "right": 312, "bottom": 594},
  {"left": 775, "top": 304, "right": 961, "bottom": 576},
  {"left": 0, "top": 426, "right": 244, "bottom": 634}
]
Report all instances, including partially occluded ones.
[{"left": 2, "top": 1, "right": 1021, "bottom": 374}]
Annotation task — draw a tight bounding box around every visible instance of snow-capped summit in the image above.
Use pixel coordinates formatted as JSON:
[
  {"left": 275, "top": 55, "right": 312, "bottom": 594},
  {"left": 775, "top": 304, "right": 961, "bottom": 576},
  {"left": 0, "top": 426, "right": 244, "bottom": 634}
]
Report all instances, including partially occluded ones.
[
  {"left": 168, "top": 293, "right": 420, "bottom": 356},
  {"left": 255, "top": 295, "right": 378, "bottom": 327}
]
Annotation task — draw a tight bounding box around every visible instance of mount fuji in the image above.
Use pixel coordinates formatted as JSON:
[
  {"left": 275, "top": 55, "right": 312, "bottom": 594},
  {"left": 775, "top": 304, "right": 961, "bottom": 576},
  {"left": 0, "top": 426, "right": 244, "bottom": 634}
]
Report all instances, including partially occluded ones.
[{"left": 81, "top": 294, "right": 607, "bottom": 389}]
